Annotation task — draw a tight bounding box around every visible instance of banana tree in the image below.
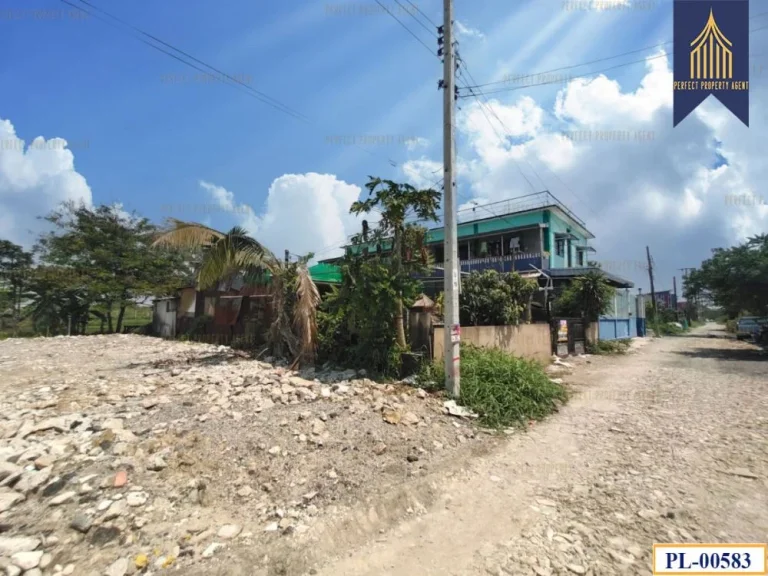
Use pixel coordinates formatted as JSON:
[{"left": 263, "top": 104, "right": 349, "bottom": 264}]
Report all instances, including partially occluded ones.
[{"left": 152, "top": 220, "right": 320, "bottom": 367}]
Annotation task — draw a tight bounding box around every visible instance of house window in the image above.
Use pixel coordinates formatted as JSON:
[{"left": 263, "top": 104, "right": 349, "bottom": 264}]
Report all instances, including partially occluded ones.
[
  {"left": 578, "top": 250, "right": 585, "bottom": 266},
  {"left": 166, "top": 300, "right": 177, "bottom": 313},
  {"left": 555, "top": 238, "right": 565, "bottom": 257}
]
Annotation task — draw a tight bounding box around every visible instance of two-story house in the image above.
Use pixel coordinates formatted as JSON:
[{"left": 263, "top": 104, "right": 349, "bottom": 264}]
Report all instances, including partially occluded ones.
[{"left": 321, "top": 191, "right": 637, "bottom": 338}]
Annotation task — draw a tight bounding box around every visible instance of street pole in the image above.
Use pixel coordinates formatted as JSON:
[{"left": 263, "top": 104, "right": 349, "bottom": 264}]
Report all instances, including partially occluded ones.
[
  {"left": 646, "top": 246, "right": 657, "bottom": 320},
  {"left": 442, "top": 0, "right": 460, "bottom": 396}
]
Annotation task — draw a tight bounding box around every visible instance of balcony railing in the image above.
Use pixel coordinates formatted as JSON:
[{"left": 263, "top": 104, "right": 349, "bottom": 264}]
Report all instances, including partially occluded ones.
[{"left": 427, "top": 252, "right": 548, "bottom": 278}]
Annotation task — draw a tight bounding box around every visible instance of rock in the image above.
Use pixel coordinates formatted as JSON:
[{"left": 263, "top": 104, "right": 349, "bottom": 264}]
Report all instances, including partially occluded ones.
[
  {"left": 268, "top": 446, "right": 281, "bottom": 456},
  {"left": 327, "top": 469, "right": 338, "bottom": 479},
  {"left": 5, "top": 565, "right": 22, "bottom": 576},
  {"left": 202, "top": 543, "right": 223, "bottom": 558},
  {"left": 402, "top": 412, "right": 420, "bottom": 425},
  {"left": 0, "top": 489, "right": 24, "bottom": 513},
  {"left": 141, "top": 398, "right": 159, "bottom": 410},
  {"left": 33, "top": 455, "right": 55, "bottom": 469},
  {"left": 24, "top": 570, "right": 43, "bottom": 576},
  {"left": 0, "top": 536, "right": 41, "bottom": 555},
  {"left": 15, "top": 468, "right": 52, "bottom": 494},
  {"left": 102, "top": 418, "right": 124, "bottom": 431},
  {"left": 264, "top": 522, "right": 279, "bottom": 532},
  {"left": 70, "top": 513, "right": 93, "bottom": 533},
  {"left": 105, "top": 500, "right": 126, "bottom": 522},
  {"left": 406, "top": 454, "right": 419, "bottom": 463},
  {"left": 416, "top": 389, "right": 427, "bottom": 399},
  {"left": 303, "top": 491, "right": 318, "bottom": 503},
  {"left": 105, "top": 558, "right": 128, "bottom": 576},
  {"left": 566, "top": 565, "right": 586, "bottom": 575},
  {"left": 443, "top": 400, "right": 478, "bottom": 419},
  {"left": 311, "top": 419, "right": 326, "bottom": 435},
  {"left": 113, "top": 470, "right": 128, "bottom": 488},
  {"left": 41, "top": 477, "right": 67, "bottom": 498},
  {"left": 134, "top": 554, "right": 148, "bottom": 569},
  {"left": 217, "top": 524, "right": 242, "bottom": 539},
  {"left": 0, "top": 462, "right": 22, "bottom": 483},
  {"left": 50, "top": 490, "right": 75, "bottom": 505},
  {"left": 39, "top": 553, "right": 52, "bottom": 569},
  {"left": 637, "top": 509, "right": 660, "bottom": 520},
  {"left": 11, "top": 550, "right": 43, "bottom": 570},
  {"left": 382, "top": 408, "right": 401, "bottom": 425},
  {"left": 373, "top": 443, "right": 387, "bottom": 455},
  {"left": 90, "top": 526, "right": 121, "bottom": 546},
  {"left": 146, "top": 455, "right": 167, "bottom": 471},
  {"left": 126, "top": 492, "right": 147, "bottom": 507},
  {"left": 722, "top": 467, "right": 759, "bottom": 480}
]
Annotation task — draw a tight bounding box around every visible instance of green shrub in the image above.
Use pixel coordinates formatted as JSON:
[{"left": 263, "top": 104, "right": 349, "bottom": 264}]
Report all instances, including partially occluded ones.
[
  {"left": 586, "top": 339, "right": 631, "bottom": 355},
  {"left": 419, "top": 345, "right": 567, "bottom": 428},
  {"left": 725, "top": 319, "right": 737, "bottom": 333}
]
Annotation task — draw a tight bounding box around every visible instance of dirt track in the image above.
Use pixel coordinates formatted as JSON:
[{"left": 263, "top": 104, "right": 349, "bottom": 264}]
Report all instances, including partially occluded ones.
[{"left": 311, "top": 327, "right": 768, "bottom": 576}]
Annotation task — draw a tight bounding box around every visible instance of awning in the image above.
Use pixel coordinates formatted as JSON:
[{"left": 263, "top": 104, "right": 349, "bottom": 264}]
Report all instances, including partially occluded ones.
[{"left": 576, "top": 246, "right": 597, "bottom": 253}]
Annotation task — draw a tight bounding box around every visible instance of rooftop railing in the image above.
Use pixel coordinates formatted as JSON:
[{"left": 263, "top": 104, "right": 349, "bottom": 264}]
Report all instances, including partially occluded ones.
[{"left": 456, "top": 190, "right": 587, "bottom": 228}]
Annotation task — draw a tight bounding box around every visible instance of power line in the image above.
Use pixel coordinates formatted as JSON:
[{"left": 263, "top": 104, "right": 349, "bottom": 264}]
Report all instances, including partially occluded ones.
[
  {"left": 372, "top": 0, "right": 438, "bottom": 57},
  {"left": 404, "top": 0, "right": 439, "bottom": 28},
  {"left": 460, "top": 22, "right": 768, "bottom": 98},
  {"left": 392, "top": 0, "right": 437, "bottom": 38},
  {"left": 71, "top": 0, "right": 311, "bottom": 123},
  {"left": 63, "top": 0, "right": 401, "bottom": 168}
]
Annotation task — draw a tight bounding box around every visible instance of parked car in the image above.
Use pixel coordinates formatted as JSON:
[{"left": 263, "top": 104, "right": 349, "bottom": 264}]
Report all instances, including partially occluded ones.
[{"left": 736, "top": 317, "right": 761, "bottom": 340}]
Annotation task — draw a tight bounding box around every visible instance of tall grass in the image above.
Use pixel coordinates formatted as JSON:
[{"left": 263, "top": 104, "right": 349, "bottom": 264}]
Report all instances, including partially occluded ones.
[{"left": 419, "top": 345, "right": 567, "bottom": 429}]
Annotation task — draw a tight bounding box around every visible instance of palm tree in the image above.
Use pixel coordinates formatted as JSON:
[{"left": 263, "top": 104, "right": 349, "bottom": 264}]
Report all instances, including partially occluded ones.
[{"left": 152, "top": 220, "right": 320, "bottom": 367}]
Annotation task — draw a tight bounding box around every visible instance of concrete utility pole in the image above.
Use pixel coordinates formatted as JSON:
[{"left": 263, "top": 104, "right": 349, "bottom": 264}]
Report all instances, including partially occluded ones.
[
  {"left": 442, "top": 0, "right": 460, "bottom": 396},
  {"left": 646, "top": 246, "right": 657, "bottom": 319}
]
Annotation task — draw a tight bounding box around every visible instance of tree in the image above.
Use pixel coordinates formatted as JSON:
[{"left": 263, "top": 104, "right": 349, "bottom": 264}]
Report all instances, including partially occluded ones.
[
  {"left": 0, "top": 240, "right": 33, "bottom": 336},
  {"left": 25, "top": 266, "right": 90, "bottom": 336},
  {"left": 554, "top": 271, "right": 615, "bottom": 321},
  {"left": 459, "top": 269, "right": 537, "bottom": 326},
  {"left": 349, "top": 177, "right": 441, "bottom": 347},
  {"left": 36, "top": 203, "right": 194, "bottom": 333},
  {"left": 684, "top": 235, "right": 768, "bottom": 318},
  {"left": 152, "top": 221, "right": 320, "bottom": 367}
]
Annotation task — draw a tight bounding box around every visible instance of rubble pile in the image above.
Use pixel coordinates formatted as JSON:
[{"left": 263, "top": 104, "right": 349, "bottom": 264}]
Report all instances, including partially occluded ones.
[{"left": 0, "top": 335, "right": 495, "bottom": 575}]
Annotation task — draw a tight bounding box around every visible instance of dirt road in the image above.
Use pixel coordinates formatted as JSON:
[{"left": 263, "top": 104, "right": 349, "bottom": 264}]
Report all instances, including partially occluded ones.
[{"left": 313, "top": 328, "right": 768, "bottom": 576}]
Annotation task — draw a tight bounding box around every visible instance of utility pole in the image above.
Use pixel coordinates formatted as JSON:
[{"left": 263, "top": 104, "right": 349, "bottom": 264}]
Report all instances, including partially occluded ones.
[
  {"left": 673, "top": 275, "right": 678, "bottom": 309},
  {"left": 646, "top": 246, "right": 657, "bottom": 320},
  {"left": 440, "top": 0, "right": 460, "bottom": 396}
]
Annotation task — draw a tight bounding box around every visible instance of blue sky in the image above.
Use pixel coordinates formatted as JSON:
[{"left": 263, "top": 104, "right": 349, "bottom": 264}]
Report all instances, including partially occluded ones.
[{"left": 1, "top": 0, "right": 766, "bottom": 290}]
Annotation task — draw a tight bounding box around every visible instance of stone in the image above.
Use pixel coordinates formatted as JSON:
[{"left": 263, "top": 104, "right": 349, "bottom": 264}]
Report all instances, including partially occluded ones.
[
  {"left": 5, "top": 565, "right": 22, "bottom": 576},
  {"left": 637, "top": 509, "right": 660, "bottom": 520},
  {"left": 0, "top": 490, "right": 23, "bottom": 513},
  {"left": 0, "top": 462, "right": 22, "bottom": 483},
  {"left": 264, "top": 522, "right": 279, "bottom": 532},
  {"left": 406, "top": 454, "right": 419, "bottom": 463},
  {"left": 141, "top": 398, "right": 159, "bottom": 410},
  {"left": 25, "top": 569, "right": 43, "bottom": 576},
  {"left": 566, "top": 565, "right": 586, "bottom": 575},
  {"left": 268, "top": 446, "right": 281, "bottom": 456},
  {"left": 146, "top": 455, "right": 167, "bottom": 471},
  {"left": 16, "top": 468, "right": 52, "bottom": 495},
  {"left": 0, "top": 536, "right": 41, "bottom": 555},
  {"left": 402, "top": 412, "right": 420, "bottom": 425},
  {"left": 50, "top": 490, "right": 75, "bottom": 505},
  {"left": 105, "top": 558, "right": 128, "bottom": 576},
  {"left": 39, "top": 553, "right": 52, "bottom": 569},
  {"left": 33, "top": 455, "right": 55, "bottom": 469},
  {"left": 722, "top": 467, "right": 759, "bottom": 480},
  {"left": 113, "top": 470, "right": 128, "bottom": 488},
  {"left": 41, "top": 477, "right": 67, "bottom": 498},
  {"left": 202, "top": 543, "right": 223, "bottom": 558},
  {"left": 70, "top": 513, "right": 93, "bottom": 533},
  {"left": 311, "top": 419, "right": 326, "bottom": 435},
  {"left": 126, "top": 492, "right": 147, "bottom": 507},
  {"left": 10, "top": 550, "right": 43, "bottom": 570},
  {"left": 102, "top": 418, "right": 124, "bottom": 431},
  {"left": 382, "top": 408, "right": 401, "bottom": 425},
  {"left": 217, "top": 524, "right": 242, "bottom": 539},
  {"left": 416, "top": 389, "right": 427, "bottom": 399},
  {"left": 236, "top": 486, "right": 254, "bottom": 498},
  {"left": 373, "top": 443, "right": 387, "bottom": 455},
  {"left": 90, "top": 525, "right": 121, "bottom": 546}
]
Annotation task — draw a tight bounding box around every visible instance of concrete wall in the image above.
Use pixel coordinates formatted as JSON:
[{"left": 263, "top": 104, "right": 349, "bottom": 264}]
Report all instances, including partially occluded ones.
[{"left": 433, "top": 323, "right": 551, "bottom": 364}]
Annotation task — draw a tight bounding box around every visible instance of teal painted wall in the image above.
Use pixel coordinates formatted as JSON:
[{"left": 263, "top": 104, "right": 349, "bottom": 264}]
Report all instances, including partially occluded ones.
[
  {"left": 548, "top": 212, "right": 588, "bottom": 269},
  {"left": 427, "top": 210, "right": 545, "bottom": 243}
]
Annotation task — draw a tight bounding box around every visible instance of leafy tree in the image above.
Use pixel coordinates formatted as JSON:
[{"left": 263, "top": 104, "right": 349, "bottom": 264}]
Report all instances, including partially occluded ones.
[
  {"left": 683, "top": 235, "right": 768, "bottom": 317},
  {"left": 0, "top": 240, "right": 33, "bottom": 336},
  {"left": 25, "top": 266, "right": 90, "bottom": 336},
  {"left": 349, "top": 177, "right": 440, "bottom": 347},
  {"left": 36, "top": 203, "right": 194, "bottom": 333},
  {"left": 459, "top": 269, "right": 537, "bottom": 326},
  {"left": 554, "top": 271, "right": 615, "bottom": 321},
  {"left": 152, "top": 221, "right": 320, "bottom": 367}
]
